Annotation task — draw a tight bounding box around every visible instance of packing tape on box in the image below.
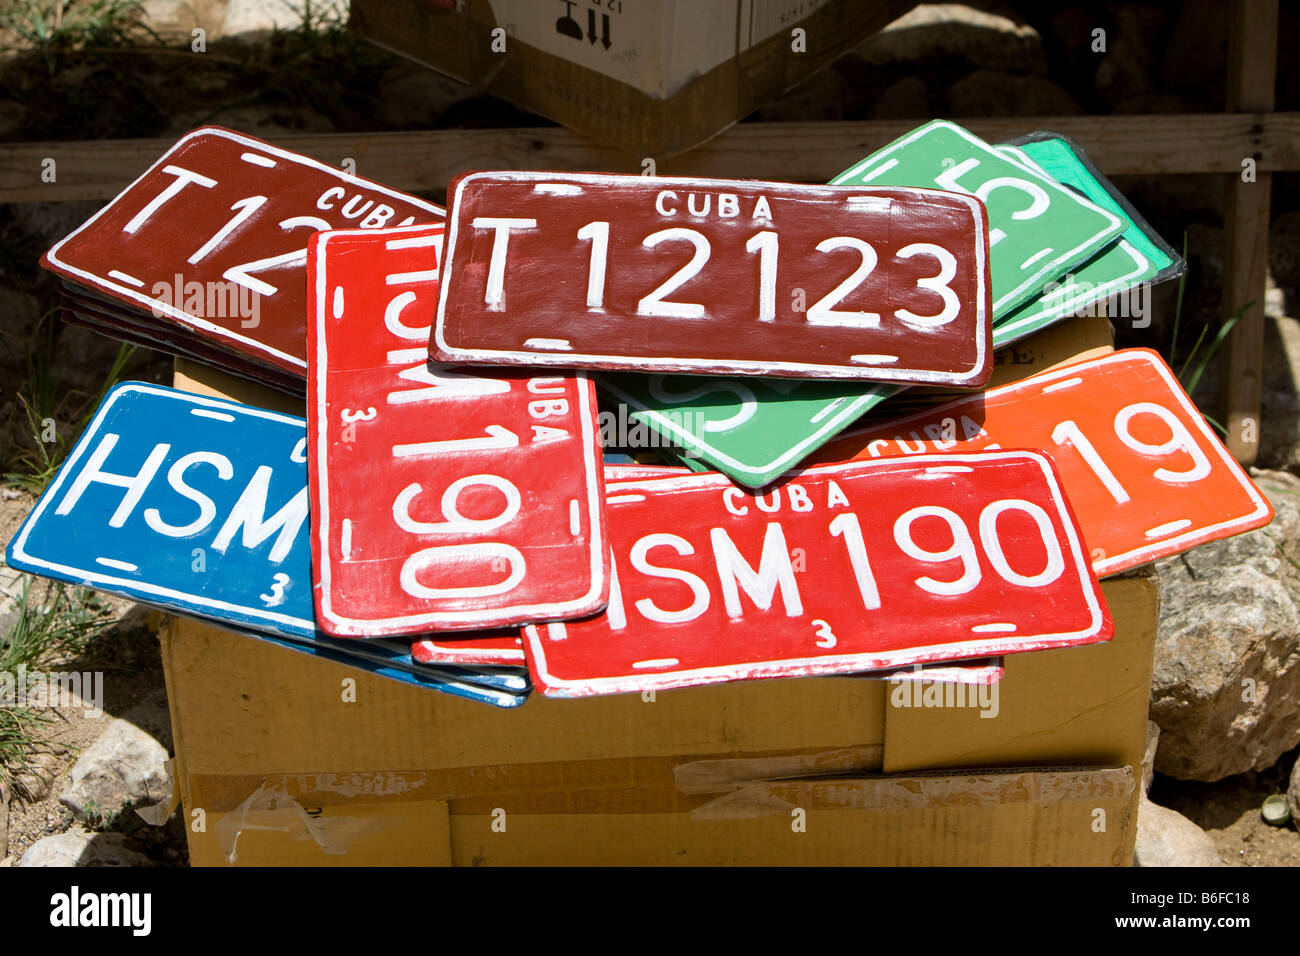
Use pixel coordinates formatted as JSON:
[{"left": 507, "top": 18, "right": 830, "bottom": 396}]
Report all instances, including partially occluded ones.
[
  {"left": 184, "top": 740, "right": 888, "bottom": 816},
  {"left": 185, "top": 764, "right": 1134, "bottom": 841},
  {"left": 671, "top": 745, "right": 884, "bottom": 795},
  {"left": 689, "top": 766, "right": 1135, "bottom": 821},
  {"left": 212, "top": 778, "right": 395, "bottom": 863}
]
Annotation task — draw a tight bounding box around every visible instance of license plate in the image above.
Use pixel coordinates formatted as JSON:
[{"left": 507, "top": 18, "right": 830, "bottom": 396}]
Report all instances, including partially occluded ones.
[
  {"left": 307, "top": 223, "right": 609, "bottom": 635},
  {"left": 410, "top": 634, "right": 525, "bottom": 666},
  {"left": 6, "top": 382, "right": 318, "bottom": 638},
  {"left": 993, "top": 135, "right": 1182, "bottom": 342},
  {"left": 523, "top": 452, "right": 1111, "bottom": 698},
  {"left": 814, "top": 349, "right": 1273, "bottom": 576},
  {"left": 60, "top": 297, "right": 306, "bottom": 395},
  {"left": 433, "top": 171, "right": 993, "bottom": 385},
  {"left": 41, "top": 126, "right": 444, "bottom": 377},
  {"left": 242, "top": 630, "right": 529, "bottom": 707},
  {"left": 830, "top": 120, "right": 1123, "bottom": 317}
]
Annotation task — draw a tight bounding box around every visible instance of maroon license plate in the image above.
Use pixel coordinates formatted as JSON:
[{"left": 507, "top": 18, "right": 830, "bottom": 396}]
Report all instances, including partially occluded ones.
[
  {"left": 307, "top": 223, "right": 609, "bottom": 636},
  {"left": 433, "top": 172, "right": 992, "bottom": 385},
  {"left": 43, "top": 126, "right": 444, "bottom": 376},
  {"left": 524, "top": 451, "right": 1110, "bottom": 698}
]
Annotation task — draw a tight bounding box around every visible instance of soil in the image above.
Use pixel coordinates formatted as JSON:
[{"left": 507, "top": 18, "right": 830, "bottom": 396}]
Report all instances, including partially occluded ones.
[
  {"left": 1, "top": 492, "right": 188, "bottom": 866},
  {"left": 1153, "top": 748, "right": 1300, "bottom": 867}
]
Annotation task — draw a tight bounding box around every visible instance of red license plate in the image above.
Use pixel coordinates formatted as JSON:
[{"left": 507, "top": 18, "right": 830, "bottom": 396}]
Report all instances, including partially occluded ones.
[
  {"left": 433, "top": 172, "right": 992, "bottom": 385},
  {"left": 815, "top": 348, "right": 1274, "bottom": 576},
  {"left": 411, "top": 634, "right": 525, "bottom": 666},
  {"left": 307, "top": 223, "right": 609, "bottom": 636},
  {"left": 523, "top": 452, "right": 1110, "bottom": 697},
  {"left": 43, "top": 126, "right": 444, "bottom": 376}
]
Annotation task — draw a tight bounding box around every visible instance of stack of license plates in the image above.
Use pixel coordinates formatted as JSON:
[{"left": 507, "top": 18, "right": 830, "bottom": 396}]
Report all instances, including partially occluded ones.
[{"left": 10, "top": 120, "right": 1273, "bottom": 709}]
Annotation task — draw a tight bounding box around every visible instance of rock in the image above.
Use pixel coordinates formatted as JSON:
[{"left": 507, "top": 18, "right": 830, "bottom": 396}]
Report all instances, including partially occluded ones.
[
  {"left": 0, "top": 286, "right": 42, "bottom": 334},
  {"left": 1257, "top": 315, "right": 1300, "bottom": 473},
  {"left": 376, "top": 61, "right": 478, "bottom": 129},
  {"left": 13, "top": 750, "right": 63, "bottom": 801},
  {"left": 1134, "top": 797, "right": 1223, "bottom": 866},
  {"left": 1094, "top": 4, "right": 1167, "bottom": 109},
  {"left": 60, "top": 707, "right": 171, "bottom": 825},
  {"left": 0, "top": 778, "right": 8, "bottom": 859},
  {"left": 52, "top": 325, "right": 133, "bottom": 396},
  {"left": 17, "top": 828, "right": 156, "bottom": 867},
  {"left": 1269, "top": 210, "right": 1300, "bottom": 291},
  {"left": 0, "top": 98, "right": 25, "bottom": 140},
  {"left": 164, "top": 104, "right": 338, "bottom": 140},
  {"left": 872, "top": 76, "right": 930, "bottom": 120},
  {"left": 220, "top": 0, "right": 346, "bottom": 38},
  {"left": 1151, "top": 469, "right": 1300, "bottom": 780},
  {"left": 757, "top": 65, "right": 866, "bottom": 123},
  {"left": 854, "top": 4, "right": 1046, "bottom": 76},
  {"left": 1142, "top": 721, "right": 1159, "bottom": 794},
  {"left": 1289, "top": 757, "right": 1299, "bottom": 823},
  {"left": 944, "top": 69, "right": 1082, "bottom": 117},
  {"left": 7, "top": 202, "right": 103, "bottom": 250},
  {"left": 140, "top": 0, "right": 227, "bottom": 37},
  {"left": 1162, "top": 0, "right": 1228, "bottom": 105}
]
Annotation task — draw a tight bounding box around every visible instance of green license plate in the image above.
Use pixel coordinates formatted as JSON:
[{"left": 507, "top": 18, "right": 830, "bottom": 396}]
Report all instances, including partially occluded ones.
[
  {"left": 830, "top": 119, "right": 1124, "bottom": 316},
  {"left": 994, "top": 133, "right": 1181, "bottom": 339}
]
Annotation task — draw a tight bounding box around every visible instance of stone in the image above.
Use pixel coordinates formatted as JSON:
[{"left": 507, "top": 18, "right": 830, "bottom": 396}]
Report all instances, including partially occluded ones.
[
  {"left": 1151, "top": 469, "right": 1300, "bottom": 780},
  {"left": 162, "top": 104, "right": 337, "bottom": 140},
  {"left": 17, "top": 828, "right": 155, "bottom": 867},
  {"left": 1289, "top": 757, "right": 1300, "bottom": 824},
  {"left": 1134, "top": 797, "right": 1223, "bottom": 866},
  {"left": 1257, "top": 315, "right": 1300, "bottom": 472},
  {"left": 0, "top": 778, "right": 8, "bottom": 859},
  {"left": 0, "top": 286, "right": 41, "bottom": 334},
  {"left": 12, "top": 750, "right": 63, "bottom": 802},
  {"left": 8, "top": 202, "right": 104, "bottom": 250},
  {"left": 225, "top": 0, "right": 346, "bottom": 37},
  {"left": 140, "top": 0, "right": 227, "bottom": 37},
  {"left": 1094, "top": 3, "right": 1167, "bottom": 109},
  {"left": 0, "top": 98, "right": 25, "bottom": 140},
  {"left": 376, "top": 61, "right": 477, "bottom": 129},
  {"left": 944, "top": 69, "right": 1082, "bottom": 117},
  {"left": 854, "top": 4, "right": 1046, "bottom": 76},
  {"left": 1162, "top": 0, "right": 1228, "bottom": 104},
  {"left": 757, "top": 66, "right": 861, "bottom": 123},
  {"left": 1269, "top": 210, "right": 1300, "bottom": 291},
  {"left": 872, "top": 76, "right": 930, "bottom": 120},
  {"left": 1142, "top": 720, "right": 1159, "bottom": 794},
  {"left": 60, "top": 707, "right": 171, "bottom": 825}
]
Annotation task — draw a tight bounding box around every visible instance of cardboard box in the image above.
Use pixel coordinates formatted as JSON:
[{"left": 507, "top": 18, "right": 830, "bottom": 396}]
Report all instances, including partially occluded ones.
[
  {"left": 162, "top": 312, "right": 1157, "bottom": 866},
  {"left": 349, "top": 0, "right": 918, "bottom": 157},
  {"left": 161, "top": 566, "right": 1152, "bottom": 865}
]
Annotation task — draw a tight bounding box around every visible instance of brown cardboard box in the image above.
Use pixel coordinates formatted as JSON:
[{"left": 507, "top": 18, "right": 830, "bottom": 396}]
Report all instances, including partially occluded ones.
[
  {"left": 349, "top": 0, "right": 918, "bottom": 158},
  {"left": 163, "top": 312, "right": 1156, "bottom": 866},
  {"left": 162, "top": 566, "right": 1153, "bottom": 866}
]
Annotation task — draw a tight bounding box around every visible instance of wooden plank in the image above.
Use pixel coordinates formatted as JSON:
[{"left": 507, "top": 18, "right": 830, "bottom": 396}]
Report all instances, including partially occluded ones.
[
  {"left": 1223, "top": 0, "right": 1278, "bottom": 465},
  {"left": 3, "top": 112, "right": 1300, "bottom": 204}
]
